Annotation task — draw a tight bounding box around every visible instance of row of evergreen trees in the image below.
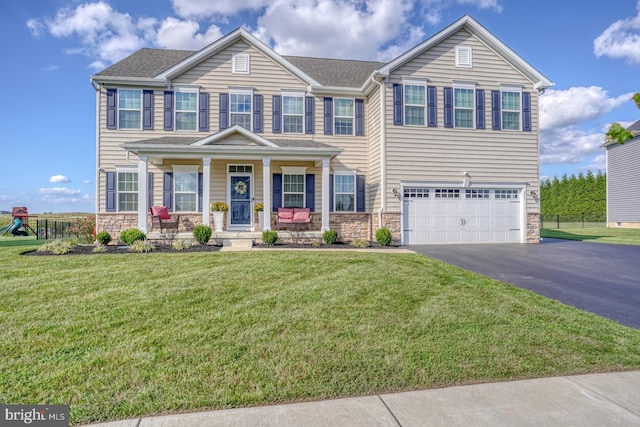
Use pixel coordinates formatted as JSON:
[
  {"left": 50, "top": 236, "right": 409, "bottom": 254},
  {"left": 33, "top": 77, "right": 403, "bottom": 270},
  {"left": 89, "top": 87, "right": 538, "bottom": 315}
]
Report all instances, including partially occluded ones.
[{"left": 540, "top": 171, "right": 606, "bottom": 217}]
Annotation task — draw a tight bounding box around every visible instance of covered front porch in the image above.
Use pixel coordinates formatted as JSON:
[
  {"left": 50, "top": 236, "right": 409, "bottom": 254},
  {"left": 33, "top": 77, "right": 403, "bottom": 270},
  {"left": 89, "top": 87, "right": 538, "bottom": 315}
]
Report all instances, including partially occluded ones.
[{"left": 123, "top": 125, "right": 343, "bottom": 235}]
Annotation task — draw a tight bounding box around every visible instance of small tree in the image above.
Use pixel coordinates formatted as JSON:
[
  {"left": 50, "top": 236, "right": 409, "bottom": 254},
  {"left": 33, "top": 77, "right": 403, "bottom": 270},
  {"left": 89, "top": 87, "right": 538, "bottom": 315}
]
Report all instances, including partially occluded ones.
[{"left": 605, "top": 92, "right": 640, "bottom": 145}]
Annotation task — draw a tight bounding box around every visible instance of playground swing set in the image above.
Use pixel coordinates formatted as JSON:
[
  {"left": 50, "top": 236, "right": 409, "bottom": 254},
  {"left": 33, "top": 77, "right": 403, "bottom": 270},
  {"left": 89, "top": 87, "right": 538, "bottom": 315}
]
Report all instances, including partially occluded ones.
[{"left": 0, "top": 207, "right": 37, "bottom": 237}]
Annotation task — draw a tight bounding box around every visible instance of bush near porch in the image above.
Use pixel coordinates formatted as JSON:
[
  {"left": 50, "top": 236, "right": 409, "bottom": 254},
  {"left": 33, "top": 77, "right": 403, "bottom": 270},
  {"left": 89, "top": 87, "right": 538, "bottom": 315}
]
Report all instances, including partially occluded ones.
[{"left": 2, "top": 239, "right": 640, "bottom": 425}]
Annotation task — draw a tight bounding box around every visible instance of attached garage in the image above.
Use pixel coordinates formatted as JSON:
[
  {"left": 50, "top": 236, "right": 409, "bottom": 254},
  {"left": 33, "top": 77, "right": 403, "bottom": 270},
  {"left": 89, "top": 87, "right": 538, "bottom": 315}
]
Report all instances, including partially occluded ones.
[{"left": 402, "top": 186, "right": 524, "bottom": 244}]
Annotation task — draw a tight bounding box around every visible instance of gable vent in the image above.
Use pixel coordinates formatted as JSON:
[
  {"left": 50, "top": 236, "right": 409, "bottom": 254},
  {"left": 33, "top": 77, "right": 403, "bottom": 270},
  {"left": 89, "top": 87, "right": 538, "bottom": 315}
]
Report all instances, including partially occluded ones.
[
  {"left": 233, "top": 53, "right": 250, "bottom": 74},
  {"left": 456, "top": 46, "right": 472, "bottom": 68}
]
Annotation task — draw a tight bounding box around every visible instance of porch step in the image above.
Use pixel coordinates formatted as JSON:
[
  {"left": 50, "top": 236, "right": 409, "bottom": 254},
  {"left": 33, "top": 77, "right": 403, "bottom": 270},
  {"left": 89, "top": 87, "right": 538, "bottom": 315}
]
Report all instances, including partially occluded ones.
[{"left": 220, "top": 238, "right": 254, "bottom": 251}]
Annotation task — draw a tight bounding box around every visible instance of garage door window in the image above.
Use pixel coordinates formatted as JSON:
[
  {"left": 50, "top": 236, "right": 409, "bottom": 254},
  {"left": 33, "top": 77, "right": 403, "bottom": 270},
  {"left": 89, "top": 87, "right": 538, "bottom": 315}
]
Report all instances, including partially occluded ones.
[
  {"left": 465, "top": 189, "right": 489, "bottom": 199},
  {"left": 495, "top": 189, "right": 519, "bottom": 199},
  {"left": 435, "top": 189, "right": 460, "bottom": 198},
  {"left": 404, "top": 188, "right": 429, "bottom": 198}
]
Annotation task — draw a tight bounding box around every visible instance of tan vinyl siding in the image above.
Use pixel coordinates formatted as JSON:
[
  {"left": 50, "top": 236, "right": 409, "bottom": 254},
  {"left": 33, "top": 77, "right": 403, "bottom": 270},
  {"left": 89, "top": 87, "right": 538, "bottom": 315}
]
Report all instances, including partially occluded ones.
[
  {"left": 366, "top": 85, "right": 382, "bottom": 212},
  {"left": 385, "top": 28, "right": 540, "bottom": 213}
]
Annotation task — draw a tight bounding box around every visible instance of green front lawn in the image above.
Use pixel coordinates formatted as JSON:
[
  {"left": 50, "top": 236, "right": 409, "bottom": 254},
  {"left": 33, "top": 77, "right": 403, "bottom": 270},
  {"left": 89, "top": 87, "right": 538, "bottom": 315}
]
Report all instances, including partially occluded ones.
[
  {"left": 2, "top": 239, "right": 640, "bottom": 425},
  {"left": 541, "top": 226, "right": 640, "bottom": 245}
]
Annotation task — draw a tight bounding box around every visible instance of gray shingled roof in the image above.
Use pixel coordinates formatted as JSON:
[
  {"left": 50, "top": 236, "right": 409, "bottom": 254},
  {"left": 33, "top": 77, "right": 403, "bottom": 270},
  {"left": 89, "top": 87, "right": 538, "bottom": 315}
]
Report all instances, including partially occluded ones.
[
  {"left": 94, "top": 48, "right": 195, "bottom": 78},
  {"left": 627, "top": 119, "right": 640, "bottom": 134},
  {"left": 282, "top": 56, "right": 384, "bottom": 87},
  {"left": 93, "top": 47, "right": 384, "bottom": 87}
]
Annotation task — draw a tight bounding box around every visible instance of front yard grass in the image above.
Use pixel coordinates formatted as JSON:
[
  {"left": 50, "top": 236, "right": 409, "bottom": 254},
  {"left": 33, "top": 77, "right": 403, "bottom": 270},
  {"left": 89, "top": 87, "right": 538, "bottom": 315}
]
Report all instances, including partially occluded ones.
[
  {"left": 541, "top": 226, "right": 640, "bottom": 245},
  {"left": 2, "top": 239, "right": 640, "bottom": 425}
]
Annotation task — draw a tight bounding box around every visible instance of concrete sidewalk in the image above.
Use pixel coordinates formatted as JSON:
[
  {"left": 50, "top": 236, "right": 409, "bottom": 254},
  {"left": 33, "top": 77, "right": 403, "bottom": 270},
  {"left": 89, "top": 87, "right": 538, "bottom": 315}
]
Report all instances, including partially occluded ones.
[{"left": 85, "top": 370, "right": 640, "bottom": 426}]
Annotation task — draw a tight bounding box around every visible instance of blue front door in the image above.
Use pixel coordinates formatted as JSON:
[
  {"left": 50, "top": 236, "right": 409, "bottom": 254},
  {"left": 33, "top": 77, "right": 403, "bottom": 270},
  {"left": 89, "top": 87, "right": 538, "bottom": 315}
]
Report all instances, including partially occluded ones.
[{"left": 230, "top": 175, "right": 251, "bottom": 227}]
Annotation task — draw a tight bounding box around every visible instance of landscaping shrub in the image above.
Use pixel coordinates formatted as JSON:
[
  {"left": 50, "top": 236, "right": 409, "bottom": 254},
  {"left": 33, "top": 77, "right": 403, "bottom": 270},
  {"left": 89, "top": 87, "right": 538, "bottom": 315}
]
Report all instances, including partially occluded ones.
[
  {"left": 119, "top": 228, "right": 146, "bottom": 245},
  {"left": 36, "top": 239, "right": 77, "bottom": 255},
  {"left": 74, "top": 215, "right": 96, "bottom": 243},
  {"left": 375, "top": 227, "right": 392, "bottom": 246},
  {"left": 322, "top": 229, "right": 338, "bottom": 244},
  {"left": 128, "top": 240, "right": 155, "bottom": 253},
  {"left": 193, "top": 225, "right": 212, "bottom": 245},
  {"left": 92, "top": 244, "right": 107, "bottom": 253},
  {"left": 262, "top": 230, "right": 278, "bottom": 246},
  {"left": 96, "top": 231, "right": 112, "bottom": 246},
  {"left": 351, "top": 238, "right": 370, "bottom": 248},
  {"left": 172, "top": 239, "right": 189, "bottom": 251}
]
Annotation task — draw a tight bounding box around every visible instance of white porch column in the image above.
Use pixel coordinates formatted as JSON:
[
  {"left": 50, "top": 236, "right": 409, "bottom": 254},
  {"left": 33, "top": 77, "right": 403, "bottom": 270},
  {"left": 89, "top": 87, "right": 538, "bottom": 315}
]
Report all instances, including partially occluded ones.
[
  {"left": 321, "top": 158, "right": 330, "bottom": 232},
  {"left": 137, "top": 155, "right": 148, "bottom": 233},
  {"left": 202, "top": 156, "right": 211, "bottom": 226},
  {"left": 262, "top": 157, "right": 271, "bottom": 231}
]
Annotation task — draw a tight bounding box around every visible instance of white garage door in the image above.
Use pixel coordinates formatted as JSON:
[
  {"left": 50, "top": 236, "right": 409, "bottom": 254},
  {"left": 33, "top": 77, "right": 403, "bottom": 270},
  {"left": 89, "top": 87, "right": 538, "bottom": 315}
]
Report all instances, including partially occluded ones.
[{"left": 402, "top": 187, "right": 521, "bottom": 244}]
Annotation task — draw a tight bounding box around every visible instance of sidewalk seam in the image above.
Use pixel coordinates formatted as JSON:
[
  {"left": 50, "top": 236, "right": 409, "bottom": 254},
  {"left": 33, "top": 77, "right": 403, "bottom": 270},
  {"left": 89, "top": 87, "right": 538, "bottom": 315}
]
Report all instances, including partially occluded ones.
[
  {"left": 134, "top": 418, "right": 142, "bottom": 427},
  {"left": 566, "top": 376, "right": 640, "bottom": 418},
  {"left": 376, "top": 395, "right": 402, "bottom": 427}
]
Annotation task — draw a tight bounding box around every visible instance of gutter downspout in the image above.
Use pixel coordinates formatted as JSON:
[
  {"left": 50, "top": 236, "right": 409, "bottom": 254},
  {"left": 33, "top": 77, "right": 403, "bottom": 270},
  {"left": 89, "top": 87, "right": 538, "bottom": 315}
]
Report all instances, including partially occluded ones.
[
  {"left": 371, "top": 74, "right": 387, "bottom": 229},
  {"left": 91, "top": 79, "right": 100, "bottom": 238}
]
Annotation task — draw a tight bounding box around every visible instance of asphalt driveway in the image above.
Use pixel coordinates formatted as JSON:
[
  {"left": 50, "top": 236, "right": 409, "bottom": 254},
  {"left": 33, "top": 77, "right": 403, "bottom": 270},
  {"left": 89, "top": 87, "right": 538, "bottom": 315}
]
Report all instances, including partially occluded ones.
[{"left": 407, "top": 238, "right": 640, "bottom": 330}]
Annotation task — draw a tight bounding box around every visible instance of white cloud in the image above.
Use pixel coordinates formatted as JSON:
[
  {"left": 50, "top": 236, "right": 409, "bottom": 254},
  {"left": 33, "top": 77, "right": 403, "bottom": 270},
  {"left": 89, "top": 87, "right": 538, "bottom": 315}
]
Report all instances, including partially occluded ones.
[
  {"left": 38, "top": 187, "right": 83, "bottom": 204},
  {"left": 456, "top": 0, "right": 502, "bottom": 13},
  {"left": 594, "top": 1, "right": 640, "bottom": 64},
  {"left": 583, "top": 154, "right": 606, "bottom": 172},
  {"left": 155, "top": 17, "right": 223, "bottom": 50},
  {"left": 171, "top": 0, "right": 269, "bottom": 19},
  {"left": 540, "top": 126, "right": 606, "bottom": 165},
  {"left": 540, "top": 86, "right": 634, "bottom": 130},
  {"left": 49, "top": 175, "right": 70, "bottom": 183},
  {"left": 83, "top": 180, "right": 92, "bottom": 185}
]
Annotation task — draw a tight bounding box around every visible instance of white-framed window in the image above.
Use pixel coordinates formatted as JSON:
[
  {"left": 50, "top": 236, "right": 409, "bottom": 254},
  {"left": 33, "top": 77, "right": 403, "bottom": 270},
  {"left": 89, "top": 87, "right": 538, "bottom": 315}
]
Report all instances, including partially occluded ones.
[
  {"left": 465, "top": 189, "right": 489, "bottom": 199},
  {"left": 435, "top": 188, "right": 460, "bottom": 198},
  {"left": 118, "top": 89, "right": 142, "bottom": 129},
  {"left": 232, "top": 53, "right": 250, "bottom": 74},
  {"left": 281, "top": 167, "right": 306, "bottom": 208},
  {"left": 501, "top": 86, "right": 521, "bottom": 131},
  {"left": 404, "top": 82, "right": 425, "bottom": 126},
  {"left": 116, "top": 167, "right": 138, "bottom": 212},
  {"left": 495, "top": 189, "right": 519, "bottom": 199},
  {"left": 230, "top": 89, "right": 252, "bottom": 129},
  {"left": 404, "top": 187, "right": 429, "bottom": 198},
  {"left": 334, "top": 98, "right": 354, "bottom": 135},
  {"left": 175, "top": 88, "right": 198, "bottom": 131},
  {"left": 334, "top": 173, "right": 356, "bottom": 212},
  {"left": 283, "top": 92, "right": 304, "bottom": 133},
  {"left": 454, "top": 85, "right": 474, "bottom": 128},
  {"left": 173, "top": 166, "right": 198, "bottom": 212},
  {"left": 455, "top": 45, "right": 473, "bottom": 68}
]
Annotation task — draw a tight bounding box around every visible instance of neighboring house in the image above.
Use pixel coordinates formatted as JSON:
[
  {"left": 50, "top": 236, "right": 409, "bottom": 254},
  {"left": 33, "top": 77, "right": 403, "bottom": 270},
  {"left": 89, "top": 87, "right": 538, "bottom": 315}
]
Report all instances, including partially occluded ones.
[
  {"left": 604, "top": 119, "right": 640, "bottom": 228},
  {"left": 90, "top": 15, "right": 552, "bottom": 245}
]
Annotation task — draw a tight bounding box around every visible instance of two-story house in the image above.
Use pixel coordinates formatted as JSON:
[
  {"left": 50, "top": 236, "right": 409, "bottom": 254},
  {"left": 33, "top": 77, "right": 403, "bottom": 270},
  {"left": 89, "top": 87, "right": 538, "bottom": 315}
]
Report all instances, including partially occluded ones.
[{"left": 90, "top": 15, "right": 552, "bottom": 245}]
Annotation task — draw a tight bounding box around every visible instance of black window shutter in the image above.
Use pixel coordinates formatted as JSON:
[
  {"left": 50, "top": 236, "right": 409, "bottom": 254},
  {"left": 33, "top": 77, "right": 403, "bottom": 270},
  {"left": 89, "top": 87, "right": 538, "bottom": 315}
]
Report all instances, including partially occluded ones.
[
  {"left": 305, "top": 96, "right": 314, "bottom": 134},
  {"left": 219, "top": 93, "right": 229, "bottom": 131},
  {"left": 253, "top": 94, "right": 263, "bottom": 133},
  {"left": 476, "top": 89, "right": 485, "bottom": 129},
  {"left": 443, "top": 87, "right": 453, "bottom": 128},
  {"left": 356, "top": 175, "right": 366, "bottom": 212},
  {"left": 198, "top": 92, "right": 209, "bottom": 132},
  {"left": 106, "top": 171, "right": 116, "bottom": 212},
  {"left": 272, "top": 95, "right": 281, "bottom": 134},
  {"left": 491, "top": 90, "right": 501, "bottom": 130},
  {"left": 272, "top": 174, "right": 282, "bottom": 211},
  {"left": 163, "top": 91, "right": 174, "bottom": 131},
  {"left": 143, "top": 90, "right": 154, "bottom": 130},
  {"left": 522, "top": 92, "right": 531, "bottom": 132},
  {"left": 147, "top": 172, "right": 153, "bottom": 208},
  {"left": 355, "top": 99, "right": 364, "bottom": 136},
  {"left": 305, "top": 174, "right": 315, "bottom": 211},
  {"left": 324, "top": 97, "right": 333, "bottom": 135},
  {"left": 329, "top": 174, "right": 334, "bottom": 212},
  {"left": 197, "top": 173, "right": 203, "bottom": 211},
  {"left": 163, "top": 172, "right": 174, "bottom": 211},
  {"left": 427, "top": 85, "right": 437, "bottom": 127},
  {"left": 393, "top": 83, "right": 403, "bottom": 125},
  {"left": 106, "top": 89, "right": 117, "bottom": 130}
]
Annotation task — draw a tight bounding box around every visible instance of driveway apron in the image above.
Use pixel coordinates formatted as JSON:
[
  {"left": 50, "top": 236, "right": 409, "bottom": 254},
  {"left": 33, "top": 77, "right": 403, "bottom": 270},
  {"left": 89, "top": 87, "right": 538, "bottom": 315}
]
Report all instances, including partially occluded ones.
[{"left": 408, "top": 238, "right": 640, "bottom": 329}]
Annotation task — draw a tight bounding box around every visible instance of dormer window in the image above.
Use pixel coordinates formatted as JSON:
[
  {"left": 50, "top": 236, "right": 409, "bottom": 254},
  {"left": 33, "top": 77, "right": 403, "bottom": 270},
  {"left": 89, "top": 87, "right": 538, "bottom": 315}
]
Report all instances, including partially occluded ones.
[
  {"left": 455, "top": 46, "right": 472, "bottom": 68},
  {"left": 232, "top": 53, "right": 250, "bottom": 74}
]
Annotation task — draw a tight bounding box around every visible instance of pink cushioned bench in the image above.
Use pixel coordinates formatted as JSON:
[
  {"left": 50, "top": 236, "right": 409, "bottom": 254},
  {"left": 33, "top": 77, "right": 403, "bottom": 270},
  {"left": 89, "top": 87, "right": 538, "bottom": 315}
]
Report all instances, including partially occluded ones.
[{"left": 277, "top": 207, "right": 312, "bottom": 230}]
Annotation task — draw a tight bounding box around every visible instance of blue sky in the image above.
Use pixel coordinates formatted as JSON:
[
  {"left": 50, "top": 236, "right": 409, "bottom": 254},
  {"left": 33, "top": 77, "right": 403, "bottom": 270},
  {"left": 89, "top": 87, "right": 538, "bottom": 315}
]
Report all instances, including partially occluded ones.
[{"left": 1, "top": 0, "right": 639, "bottom": 213}]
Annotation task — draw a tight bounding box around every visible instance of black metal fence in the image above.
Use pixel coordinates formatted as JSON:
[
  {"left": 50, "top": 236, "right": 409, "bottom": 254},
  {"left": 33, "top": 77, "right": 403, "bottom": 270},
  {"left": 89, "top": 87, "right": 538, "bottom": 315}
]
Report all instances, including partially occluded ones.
[
  {"left": 540, "top": 214, "right": 606, "bottom": 229},
  {"left": 36, "top": 219, "right": 78, "bottom": 240}
]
